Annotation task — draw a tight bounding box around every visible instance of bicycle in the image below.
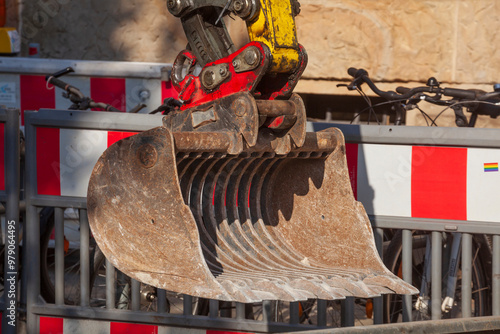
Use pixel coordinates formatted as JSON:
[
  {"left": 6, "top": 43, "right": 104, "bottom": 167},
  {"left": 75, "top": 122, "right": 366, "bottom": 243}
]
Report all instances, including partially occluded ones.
[
  {"left": 37, "top": 67, "right": 162, "bottom": 308},
  {"left": 340, "top": 67, "right": 498, "bottom": 322},
  {"left": 340, "top": 67, "right": 500, "bottom": 127}
]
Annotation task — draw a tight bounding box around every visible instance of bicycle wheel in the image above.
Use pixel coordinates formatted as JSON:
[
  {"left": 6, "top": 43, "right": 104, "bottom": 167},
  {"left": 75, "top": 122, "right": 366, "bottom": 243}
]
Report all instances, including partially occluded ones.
[
  {"left": 89, "top": 246, "right": 170, "bottom": 312},
  {"left": 383, "top": 230, "right": 489, "bottom": 322},
  {"left": 289, "top": 299, "right": 371, "bottom": 327},
  {"left": 40, "top": 207, "right": 84, "bottom": 305}
]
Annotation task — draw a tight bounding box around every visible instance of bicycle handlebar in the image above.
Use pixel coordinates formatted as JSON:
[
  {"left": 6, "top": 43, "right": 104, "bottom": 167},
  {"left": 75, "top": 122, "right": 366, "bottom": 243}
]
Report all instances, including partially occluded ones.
[
  {"left": 344, "top": 67, "right": 500, "bottom": 127},
  {"left": 347, "top": 67, "right": 431, "bottom": 100},
  {"left": 347, "top": 67, "right": 500, "bottom": 102},
  {"left": 45, "top": 76, "right": 86, "bottom": 100},
  {"left": 90, "top": 102, "right": 122, "bottom": 112},
  {"left": 45, "top": 68, "right": 124, "bottom": 112}
]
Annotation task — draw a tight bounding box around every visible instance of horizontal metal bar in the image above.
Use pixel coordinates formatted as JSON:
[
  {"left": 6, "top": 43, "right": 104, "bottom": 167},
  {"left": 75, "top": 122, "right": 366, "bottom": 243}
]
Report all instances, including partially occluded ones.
[
  {"left": 0, "top": 57, "right": 172, "bottom": 80},
  {"left": 30, "top": 196, "right": 87, "bottom": 209},
  {"left": 370, "top": 215, "right": 500, "bottom": 235},
  {"left": 31, "top": 304, "right": 320, "bottom": 333},
  {"left": 309, "top": 122, "right": 500, "bottom": 149},
  {"left": 25, "top": 110, "right": 163, "bottom": 132},
  {"left": 281, "top": 315, "right": 500, "bottom": 334}
]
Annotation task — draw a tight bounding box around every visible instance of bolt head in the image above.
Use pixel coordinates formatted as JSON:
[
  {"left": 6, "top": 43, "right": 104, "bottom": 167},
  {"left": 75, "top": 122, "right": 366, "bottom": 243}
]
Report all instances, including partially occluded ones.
[
  {"left": 138, "top": 144, "right": 158, "bottom": 168},
  {"left": 244, "top": 48, "right": 259, "bottom": 66},
  {"left": 219, "top": 67, "right": 228, "bottom": 76},
  {"left": 167, "top": 0, "right": 187, "bottom": 16},
  {"left": 202, "top": 70, "right": 215, "bottom": 86},
  {"left": 233, "top": 0, "right": 244, "bottom": 11},
  {"left": 139, "top": 89, "right": 151, "bottom": 101},
  {"left": 232, "top": 97, "right": 249, "bottom": 117}
]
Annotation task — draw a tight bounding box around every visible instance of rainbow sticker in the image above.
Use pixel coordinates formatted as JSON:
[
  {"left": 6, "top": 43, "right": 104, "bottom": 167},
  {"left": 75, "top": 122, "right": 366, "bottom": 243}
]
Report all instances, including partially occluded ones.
[{"left": 484, "top": 162, "right": 499, "bottom": 172}]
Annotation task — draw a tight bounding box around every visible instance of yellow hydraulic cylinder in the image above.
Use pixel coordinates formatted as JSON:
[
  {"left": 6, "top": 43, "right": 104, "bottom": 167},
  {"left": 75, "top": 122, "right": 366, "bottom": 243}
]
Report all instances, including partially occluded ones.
[{"left": 246, "top": 0, "right": 301, "bottom": 73}]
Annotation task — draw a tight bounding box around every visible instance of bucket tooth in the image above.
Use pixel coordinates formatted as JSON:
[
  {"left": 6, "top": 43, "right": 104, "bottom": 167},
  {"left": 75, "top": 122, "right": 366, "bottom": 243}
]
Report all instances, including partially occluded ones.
[
  {"left": 364, "top": 285, "right": 394, "bottom": 295},
  {"left": 325, "top": 277, "right": 378, "bottom": 298},
  {"left": 219, "top": 280, "right": 262, "bottom": 303},
  {"left": 88, "top": 125, "right": 418, "bottom": 302},
  {"left": 251, "top": 280, "right": 311, "bottom": 302},
  {"left": 289, "top": 279, "right": 344, "bottom": 300},
  {"left": 363, "top": 275, "right": 419, "bottom": 295}
]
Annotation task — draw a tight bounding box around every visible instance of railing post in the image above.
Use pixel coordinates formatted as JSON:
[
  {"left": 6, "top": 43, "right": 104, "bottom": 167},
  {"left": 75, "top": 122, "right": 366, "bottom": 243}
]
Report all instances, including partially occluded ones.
[
  {"left": 54, "top": 207, "right": 65, "bottom": 306},
  {"left": 431, "top": 231, "right": 442, "bottom": 320},
  {"left": 341, "top": 297, "right": 355, "bottom": 327},
  {"left": 183, "top": 295, "right": 193, "bottom": 315},
  {"left": 80, "top": 209, "right": 90, "bottom": 307},
  {"left": 131, "top": 279, "right": 141, "bottom": 311},
  {"left": 402, "top": 229, "right": 413, "bottom": 322},
  {"left": 106, "top": 259, "right": 116, "bottom": 309},
  {"left": 316, "top": 299, "right": 327, "bottom": 326},
  {"left": 373, "top": 227, "right": 384, "bottom": 324},
  {"left": 461, "top": 233, "right": 472, "bottom": 318},
  {"left": 25, "top": 116, "right": 40, "bottom": 333},
  {"left": 289, "top": 302, "right": 299, "bottom": 324},
  {"left": 157, "top": 289, "right": 168, "bottom": 313},
  {"left": 493, "top": 235, "right": 500, "bottom": 316}
]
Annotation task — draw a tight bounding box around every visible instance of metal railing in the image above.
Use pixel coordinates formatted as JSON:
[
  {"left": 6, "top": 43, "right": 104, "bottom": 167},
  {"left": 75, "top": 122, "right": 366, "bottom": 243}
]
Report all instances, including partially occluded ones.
[
  {"left": 10, "top": 111, "right": 500, "bottom": 332},
  {"left": 314, "top": 122, "right": 500, "bottom": 323}
]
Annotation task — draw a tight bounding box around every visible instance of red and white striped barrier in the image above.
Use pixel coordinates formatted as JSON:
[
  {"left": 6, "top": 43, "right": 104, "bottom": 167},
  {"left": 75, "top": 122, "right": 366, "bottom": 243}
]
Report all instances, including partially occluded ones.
[
  {"left": 39, "top": 316, "right": 251, "bottom": 334},
  {"left": 346, "top": 143, "right": 500, "bottom": 222},
  {"left": 36, "top": 128, "right": 137, "bottom": 197},
  {"left": 15, "top": 75, "right": 176, "bottom": 124},
  {"left": 33, "top": 128, "right": 500, "bottom": 224},
  {"left": 0, "top": 57, "right": 177, "bottom": 124}
]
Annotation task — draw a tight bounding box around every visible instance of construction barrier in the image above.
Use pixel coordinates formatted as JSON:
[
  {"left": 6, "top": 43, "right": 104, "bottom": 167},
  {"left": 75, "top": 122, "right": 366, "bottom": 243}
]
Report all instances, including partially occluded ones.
[
  {"left": 312, "top": 122, "right": 500, "bottom": 323},
  {"left": 0, "top": 56, "right": 176, "bottom": 124},
  {"left": 1, "top": 57, "right": 499, "bottom": 332},
  {"left": 18, "top": 109, "right": 500, "bottom": 333}
]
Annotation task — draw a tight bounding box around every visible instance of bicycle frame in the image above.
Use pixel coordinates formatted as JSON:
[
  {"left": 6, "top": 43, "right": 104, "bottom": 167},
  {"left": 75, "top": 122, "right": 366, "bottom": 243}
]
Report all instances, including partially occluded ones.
[{"left": 415, "top": 233, "right": 462, "bottom": 315}]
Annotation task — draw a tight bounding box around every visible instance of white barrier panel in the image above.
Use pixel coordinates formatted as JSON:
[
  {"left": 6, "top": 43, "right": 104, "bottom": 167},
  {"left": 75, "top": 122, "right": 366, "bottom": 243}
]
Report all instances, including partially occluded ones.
[
  {"left": 0, "top": 57, "right": 176, "bottom": 124},
  {"left": 36, "top": 127, "right": 138, "bottom": 197},
  {"left": 345, "top": 143, "right": 500, "bottom": 222}
]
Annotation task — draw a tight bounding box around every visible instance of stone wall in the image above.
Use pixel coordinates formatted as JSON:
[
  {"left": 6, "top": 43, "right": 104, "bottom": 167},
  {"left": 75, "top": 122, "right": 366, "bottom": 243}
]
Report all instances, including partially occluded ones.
[
  {"left": 18, "top": 0, "right": 500, "bottom": 83},
  {"left": 14, "top": 0, "right": 500, "bottom": 126},
  {"left": 5, "top": 0, "right": 19, "bottom": 28}
]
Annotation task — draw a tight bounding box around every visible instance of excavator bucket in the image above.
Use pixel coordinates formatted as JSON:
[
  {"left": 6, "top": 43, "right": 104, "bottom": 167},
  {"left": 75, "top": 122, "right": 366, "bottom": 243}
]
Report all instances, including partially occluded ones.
[
  {"left": 87, "top": 0, "right": 417, "bottom": 302},
  {"left": 87, "top": 112, "right": 418, "bottom": 303}
]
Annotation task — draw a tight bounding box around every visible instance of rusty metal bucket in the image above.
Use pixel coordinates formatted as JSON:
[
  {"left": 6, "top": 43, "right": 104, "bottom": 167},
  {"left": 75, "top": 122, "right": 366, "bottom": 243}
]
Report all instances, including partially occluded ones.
[{"left": 87, "top": 122, "right": 418, "bottom": 303}]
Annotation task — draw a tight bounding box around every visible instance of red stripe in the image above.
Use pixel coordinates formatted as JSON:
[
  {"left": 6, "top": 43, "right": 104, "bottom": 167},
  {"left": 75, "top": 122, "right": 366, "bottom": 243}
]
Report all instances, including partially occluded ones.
[
  {"left": 107, "top": 131, "right": 138, "bottom": 147},
  {"left": 20, "top": 75, "right": 56, "bottom": 125},
  {"left": 161, "top": 80, "right": 178, "bottom": 101},
  {"left": 0, "top": 123, "right": 5, "bottom": 191},
  {"left": 90, "top": 78, "right": 126, "bottom": 111},
  {"left": 110, "top": 322, "right": 158, "bottom": 334},
  {"left": 39, "top": 317, "right": 63, "bottom": 334},
  {"left": 411, "top": 146, "right": 467, "bottom": 220},
  {"left": 345, "top": 143, "right": 358, "bottom": 200},
  {"left": 36, "top": 127, "right": 61, "bottom": 196}
]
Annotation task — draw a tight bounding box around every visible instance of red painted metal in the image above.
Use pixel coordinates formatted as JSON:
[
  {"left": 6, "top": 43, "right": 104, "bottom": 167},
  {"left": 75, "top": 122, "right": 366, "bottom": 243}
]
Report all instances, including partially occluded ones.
[{"left": 173, "top": 42, "right": 269, "bottom": 110}]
